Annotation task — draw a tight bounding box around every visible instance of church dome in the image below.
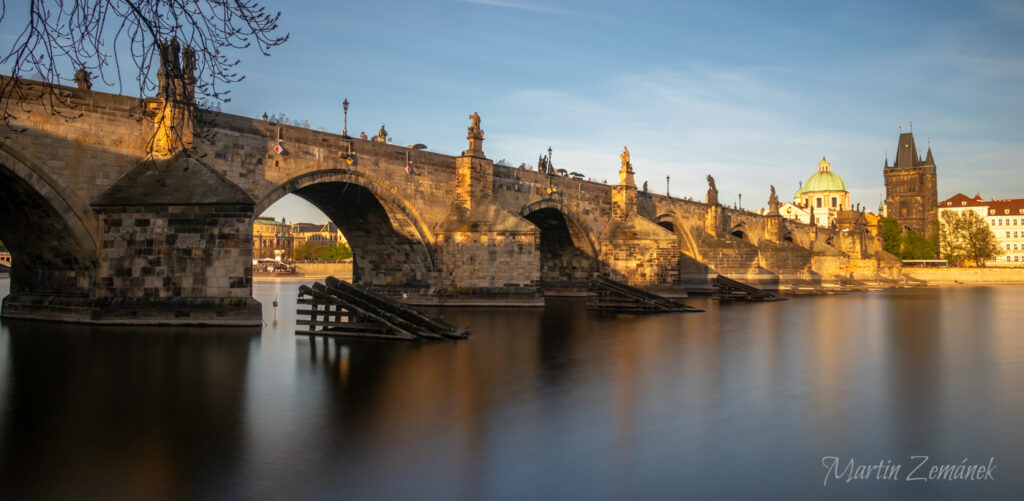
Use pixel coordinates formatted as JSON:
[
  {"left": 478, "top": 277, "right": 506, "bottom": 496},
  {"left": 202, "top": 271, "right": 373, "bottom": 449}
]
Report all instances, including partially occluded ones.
[{"left": 794, "top": 156, "right": 847, "bottom": 196}]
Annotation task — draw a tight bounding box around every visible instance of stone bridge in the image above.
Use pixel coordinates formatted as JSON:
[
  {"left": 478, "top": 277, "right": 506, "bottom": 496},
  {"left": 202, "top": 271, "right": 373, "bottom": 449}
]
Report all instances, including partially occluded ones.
[{"left": 0, "top": 76, "right": 899, "bottom": 324}]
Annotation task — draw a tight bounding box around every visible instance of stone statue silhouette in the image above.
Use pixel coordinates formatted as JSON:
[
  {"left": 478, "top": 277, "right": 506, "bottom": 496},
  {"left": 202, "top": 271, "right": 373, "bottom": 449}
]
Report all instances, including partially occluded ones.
[
  {"left": 643, "top": 180, "right": 648, "bottom": 193},
  {"left": 768, "top": 184, "right": 780, "bottom": 214},
  {"left": 706, "top": 174, "right": 719, "bottom": 205},
  {"left": 73, "top": 67, "right": 91, "bottom": 90},
  {"left": 620, "top": 146, "right": 631, "bottom": 171}
]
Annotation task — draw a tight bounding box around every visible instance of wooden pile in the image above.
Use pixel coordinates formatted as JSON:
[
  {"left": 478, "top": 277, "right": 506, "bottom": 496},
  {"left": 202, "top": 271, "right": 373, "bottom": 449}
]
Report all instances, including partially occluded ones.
[
  {"left": 712, "top": 275, "right": 786, "bottom": 302},
  {"left": 296, "top": 276, "right": 469, "bottom": 341},
  {"left": 587, "top": 276, "right": 703, "bottom": 313}
]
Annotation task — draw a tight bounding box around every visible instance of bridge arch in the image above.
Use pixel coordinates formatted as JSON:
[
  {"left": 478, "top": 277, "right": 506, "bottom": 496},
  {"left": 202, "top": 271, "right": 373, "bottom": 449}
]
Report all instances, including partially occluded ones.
[
  {"left": 519, "top": 199, "right": 598, "bottom": 257},
  {"left": 519, "top": 198, "right": 599, "bottom": 283},
  {"left": 654, "top": 212, "right": 699, "bottom": 258},
  {"left": 256, "top": 169, "right": 436, "bottom": 287},
  {"left": 0, "top": 145, "right": 97, "bottom": 296},
  {"left": 727, "top": 222, "right": 748, "bottom": 241}
]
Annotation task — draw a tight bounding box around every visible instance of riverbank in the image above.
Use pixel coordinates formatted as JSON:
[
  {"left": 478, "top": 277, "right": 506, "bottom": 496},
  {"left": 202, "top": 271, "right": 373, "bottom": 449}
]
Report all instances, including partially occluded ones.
[
  {"left": 253, "top": 262, "right": 352, "bottom": 282},
  {"left": 903, "top": 266, "right": 1024, "bottom": 285}
]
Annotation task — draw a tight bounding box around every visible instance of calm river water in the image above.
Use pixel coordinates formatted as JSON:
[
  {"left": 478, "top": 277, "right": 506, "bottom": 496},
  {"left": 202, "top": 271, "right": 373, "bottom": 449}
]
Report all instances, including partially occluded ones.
[{"left": 1, "top": 278, "right": 1023, "bottom": 500}]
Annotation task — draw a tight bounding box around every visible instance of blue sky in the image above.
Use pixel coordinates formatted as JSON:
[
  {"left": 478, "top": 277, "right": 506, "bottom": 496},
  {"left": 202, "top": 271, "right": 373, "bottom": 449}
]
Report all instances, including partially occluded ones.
[{"left": 5, "top": 0, "right": 1024, "bottom": 223}]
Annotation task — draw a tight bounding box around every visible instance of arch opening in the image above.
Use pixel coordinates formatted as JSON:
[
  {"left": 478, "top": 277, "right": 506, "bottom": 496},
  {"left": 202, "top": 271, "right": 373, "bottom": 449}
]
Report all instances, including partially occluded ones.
[
  {"left": 0, "top": 163, "right": 96, "bottom": 297},
  {"left": 258, "top": 179, "right": 434, "bottom": 289},
  {"left": 523, "top": 207, "right": 598, "bottom": 284},
  {"left": 730, "top": 230, "right": 745, "bottom": 240}
]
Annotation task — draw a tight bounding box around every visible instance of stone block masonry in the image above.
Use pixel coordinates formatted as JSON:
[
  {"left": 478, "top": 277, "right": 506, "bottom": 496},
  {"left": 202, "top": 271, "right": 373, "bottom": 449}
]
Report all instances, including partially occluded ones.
[{"left": 94, "top": 204, "right": 253, "bottom": 300}]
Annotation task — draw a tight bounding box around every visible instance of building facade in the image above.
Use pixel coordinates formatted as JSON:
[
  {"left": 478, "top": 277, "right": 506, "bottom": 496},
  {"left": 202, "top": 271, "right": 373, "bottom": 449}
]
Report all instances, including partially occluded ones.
[
  {"left": 253, "top": 217, "right": 294, "bottom": 260},
  {"left": 291, "top": 222, "right": 348, "bottom": 246},
  {"left": 939, "top": 193, "right": 1024, "bottom": 266},
  {"left": 884, "top": 131, "right": 938, "bottom": 239},
  {"left": 785, "top": 156, "right": 850, "bottom": 228}
]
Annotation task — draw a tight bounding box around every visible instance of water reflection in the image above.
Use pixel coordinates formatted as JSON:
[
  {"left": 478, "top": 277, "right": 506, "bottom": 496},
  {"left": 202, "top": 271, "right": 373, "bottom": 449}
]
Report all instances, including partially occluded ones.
[
  {"left": 0, "top": 318, "right": 257, "bottom": 499},
  {"left": 2, "top": 279, "right": 1024, "bottom": 499}
]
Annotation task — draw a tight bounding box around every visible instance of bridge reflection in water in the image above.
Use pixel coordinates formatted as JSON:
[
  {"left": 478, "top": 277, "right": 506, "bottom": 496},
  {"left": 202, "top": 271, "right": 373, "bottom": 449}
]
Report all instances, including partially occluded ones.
[{"left": 2, "top": 279, "right": 1024, "bottom": 499}]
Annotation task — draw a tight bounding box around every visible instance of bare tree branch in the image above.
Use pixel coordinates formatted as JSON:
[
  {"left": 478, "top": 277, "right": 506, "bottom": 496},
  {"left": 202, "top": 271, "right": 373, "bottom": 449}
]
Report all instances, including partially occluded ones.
[{"left": 0, "top": 0, "right": 289, "bottom": 123}]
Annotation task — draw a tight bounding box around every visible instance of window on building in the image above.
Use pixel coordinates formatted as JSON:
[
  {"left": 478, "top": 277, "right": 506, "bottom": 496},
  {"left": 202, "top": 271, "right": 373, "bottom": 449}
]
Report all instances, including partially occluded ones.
[
  {"left": 1007, "top": 232, "right": 1011, "bottom": 238},
  {"left": 816, "top": 198, "right": 822, "bottom": 208},
  {"left": 831, "top": 197, "right": 837, "bottom": 208}
]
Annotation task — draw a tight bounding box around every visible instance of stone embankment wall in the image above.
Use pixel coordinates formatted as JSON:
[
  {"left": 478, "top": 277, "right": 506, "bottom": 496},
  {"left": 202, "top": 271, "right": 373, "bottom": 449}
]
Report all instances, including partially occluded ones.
[
  {"left": 255, "top": 262, "right": 353, "bottom": 279},
  {"left": 903, "top": 267, "right": 1024, "bottom": 285}
]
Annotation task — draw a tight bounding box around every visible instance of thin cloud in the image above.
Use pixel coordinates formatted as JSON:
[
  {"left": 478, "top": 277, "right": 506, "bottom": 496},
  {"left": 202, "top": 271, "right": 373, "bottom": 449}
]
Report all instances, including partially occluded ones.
[{"left": 458, "top": 0, "right": 574, "bottom": 16}]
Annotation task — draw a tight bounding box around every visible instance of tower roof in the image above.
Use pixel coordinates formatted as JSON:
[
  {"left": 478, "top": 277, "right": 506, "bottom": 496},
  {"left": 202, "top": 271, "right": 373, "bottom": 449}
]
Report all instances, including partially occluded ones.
[{"left": 892, "top": 131, "right": 934, "bottom": 168}]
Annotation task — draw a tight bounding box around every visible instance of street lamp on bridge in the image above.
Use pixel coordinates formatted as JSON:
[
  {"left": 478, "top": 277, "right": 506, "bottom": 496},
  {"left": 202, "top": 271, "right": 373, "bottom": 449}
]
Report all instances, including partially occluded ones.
[{"left": 342, "top": 98, "right": 349, "bottom": 138}]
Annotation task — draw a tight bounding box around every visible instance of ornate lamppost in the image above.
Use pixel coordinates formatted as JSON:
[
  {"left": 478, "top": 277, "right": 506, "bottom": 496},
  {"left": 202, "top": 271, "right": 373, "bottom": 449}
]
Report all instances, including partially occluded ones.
[{"left": 342, "top": 98, "right": 349, "bottom": 137}]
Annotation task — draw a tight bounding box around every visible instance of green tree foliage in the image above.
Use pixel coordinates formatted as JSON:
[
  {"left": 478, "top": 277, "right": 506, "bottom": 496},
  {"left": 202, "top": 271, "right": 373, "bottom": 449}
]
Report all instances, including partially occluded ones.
[
  {"left": 880, "top": 217, "right": 904, "bottom": 256},
  {"left": 901, "top": 230, "right": 936, "bottom": 259},
  {"left": 939, "top": 210, "right": 1003, "bottom": 267},
  {"left": 879, "top": 216, "right": 937, "bottom": 259},
  {"left": 293, "top": 242, "right": 352, "bottom": 261}
]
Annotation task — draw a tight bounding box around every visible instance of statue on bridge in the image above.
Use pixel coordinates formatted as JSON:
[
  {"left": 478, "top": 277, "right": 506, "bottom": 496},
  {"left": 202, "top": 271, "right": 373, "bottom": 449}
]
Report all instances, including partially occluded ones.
[
  {"left": 706, "top": 174, "right": 719, "bottom": 205},
  {"left": 468, "top": 112, "right": 483, "bottom": 139},
  {"left": 768, "top": 184, "right": 780, "bottom": 215},
  {"left": 74, "top": 67, "right": 92, "bottom": 90},
  {"left": 378, "top": 124, "right": 388, "bottom": 141},
  {"left": 618, "top": 146, "right": 636, "bottom": 187}
]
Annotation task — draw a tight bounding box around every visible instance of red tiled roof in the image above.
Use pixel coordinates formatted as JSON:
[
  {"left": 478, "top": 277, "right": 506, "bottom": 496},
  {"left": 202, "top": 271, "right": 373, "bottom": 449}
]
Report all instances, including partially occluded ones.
[
  {"left": 941, "top": 193, "right": 973, "bottom": 207},
  {"left": 940, "top": 193, "right": 1024, "bottom": 214}
]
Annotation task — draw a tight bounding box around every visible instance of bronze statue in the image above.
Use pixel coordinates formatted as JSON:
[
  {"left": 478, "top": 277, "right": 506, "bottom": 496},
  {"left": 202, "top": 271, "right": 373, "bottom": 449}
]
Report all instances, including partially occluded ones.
[
  {"left": 643, "top": 180, "right": 648, "bottom": 193},
  {"left": 707, "top": 174, "right": 716, "bottom": 192},
  {"left": 620, "top": 146, "right": 631, "bottom": 170},
  {"left": 378, "top": 124, "right": 387, "bottom": 140},
  {"left": 73, "top": 67, "right": 91, "bottom": 90}
]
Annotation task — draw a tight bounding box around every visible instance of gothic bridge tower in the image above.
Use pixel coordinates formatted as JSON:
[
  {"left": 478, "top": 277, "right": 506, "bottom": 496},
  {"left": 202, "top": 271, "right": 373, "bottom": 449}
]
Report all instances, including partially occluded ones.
[{"left": 883, "top": 129, "right": 938, "bottom": 238}]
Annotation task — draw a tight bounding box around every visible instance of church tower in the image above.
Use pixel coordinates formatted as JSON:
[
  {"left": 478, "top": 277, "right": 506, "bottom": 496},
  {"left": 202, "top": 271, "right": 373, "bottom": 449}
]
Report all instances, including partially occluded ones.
[{"left": 883, "top": 129, "right": 938, "bottom": 239}]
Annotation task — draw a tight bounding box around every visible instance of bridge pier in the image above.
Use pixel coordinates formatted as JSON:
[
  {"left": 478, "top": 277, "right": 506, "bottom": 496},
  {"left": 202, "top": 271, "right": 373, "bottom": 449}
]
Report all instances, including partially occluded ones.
[
  {"left": 426, "top": 121, "right": 543, "bottom": 305},
  {"left": 5, "top": 154, "right": 262, "bottom": 326}
]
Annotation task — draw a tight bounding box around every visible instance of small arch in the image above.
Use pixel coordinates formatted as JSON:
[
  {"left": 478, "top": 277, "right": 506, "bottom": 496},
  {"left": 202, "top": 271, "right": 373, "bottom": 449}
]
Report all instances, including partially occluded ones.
[
  {"left": 519, "top": 198, "right": 598, "bottom": 257},
  {"left": 654, "top": 212, "right": 699, "bottom": 258},
  {"left": 727, "top": 222, "right": 747, "bottom": 241}
]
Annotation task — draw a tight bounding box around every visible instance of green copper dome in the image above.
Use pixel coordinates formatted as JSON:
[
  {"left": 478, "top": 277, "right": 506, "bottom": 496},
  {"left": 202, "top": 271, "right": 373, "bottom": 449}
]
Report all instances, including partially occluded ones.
[{"left": 794, "top": 157, "right": 847, "bottom": 196}]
